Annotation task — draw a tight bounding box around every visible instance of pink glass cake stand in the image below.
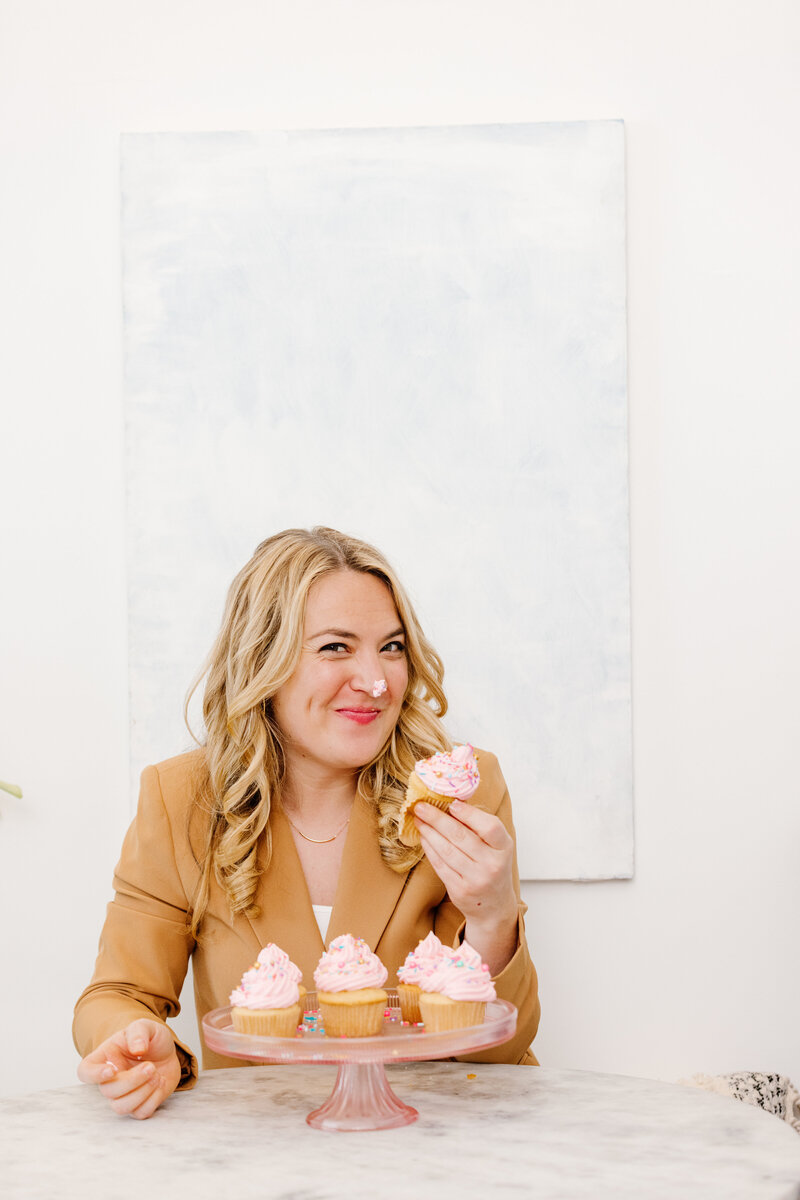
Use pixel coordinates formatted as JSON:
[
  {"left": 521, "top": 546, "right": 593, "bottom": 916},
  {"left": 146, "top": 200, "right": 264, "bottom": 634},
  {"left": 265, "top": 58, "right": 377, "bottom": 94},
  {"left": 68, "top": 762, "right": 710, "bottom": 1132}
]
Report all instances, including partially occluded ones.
[{"left": 202, "top": 989, "right": 517, "bottom": 1132}]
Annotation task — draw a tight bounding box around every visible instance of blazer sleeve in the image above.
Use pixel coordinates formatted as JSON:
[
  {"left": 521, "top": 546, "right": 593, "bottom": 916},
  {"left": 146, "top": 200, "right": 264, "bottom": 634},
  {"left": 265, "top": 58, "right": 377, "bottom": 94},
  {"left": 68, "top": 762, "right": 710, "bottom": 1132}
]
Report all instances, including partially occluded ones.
[
  {"left": 433, "top": 752, "right": 541, "bottom": 1066},
  {"left": 72, "top": 764, "right": 199, "bottom": 1088}
]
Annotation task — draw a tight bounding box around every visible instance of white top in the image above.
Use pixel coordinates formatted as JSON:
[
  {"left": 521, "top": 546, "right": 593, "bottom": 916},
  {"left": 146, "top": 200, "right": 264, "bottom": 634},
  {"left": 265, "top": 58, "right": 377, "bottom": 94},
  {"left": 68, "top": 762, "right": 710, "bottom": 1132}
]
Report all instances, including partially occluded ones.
[{"left": 312, "top": 904, "right": 332, "bottom": 943}]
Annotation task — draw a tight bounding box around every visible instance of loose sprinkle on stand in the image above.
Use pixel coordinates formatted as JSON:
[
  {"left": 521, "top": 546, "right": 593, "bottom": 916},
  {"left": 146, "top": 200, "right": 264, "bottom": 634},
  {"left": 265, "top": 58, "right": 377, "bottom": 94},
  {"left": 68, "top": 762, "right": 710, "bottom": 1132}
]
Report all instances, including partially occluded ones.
[{"left": 467, "top": 1074, "right": 477, "bottom": 1081}]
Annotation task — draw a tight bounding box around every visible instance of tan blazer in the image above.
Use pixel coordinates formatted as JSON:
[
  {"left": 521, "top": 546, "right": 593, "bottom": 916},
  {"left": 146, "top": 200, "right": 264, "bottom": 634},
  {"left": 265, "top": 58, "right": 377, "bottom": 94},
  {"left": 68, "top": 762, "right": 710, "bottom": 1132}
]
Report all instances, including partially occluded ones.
[{"left": 74, "top": 748, "right": 540, "bottom": 1084}]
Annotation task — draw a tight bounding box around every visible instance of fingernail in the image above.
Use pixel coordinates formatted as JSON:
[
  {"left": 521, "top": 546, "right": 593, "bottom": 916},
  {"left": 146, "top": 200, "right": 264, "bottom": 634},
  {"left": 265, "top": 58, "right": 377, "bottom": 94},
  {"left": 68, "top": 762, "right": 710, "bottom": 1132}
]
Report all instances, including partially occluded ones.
[
  {"left": 131, "top": 1040, "right": 146, "bottom": 1054},
  {"left": 142, "top": 1062, "right": 155, "bottom": 1078},
  {"left": 101, "top": 1065, "right": 116, "bottom": 1081}
]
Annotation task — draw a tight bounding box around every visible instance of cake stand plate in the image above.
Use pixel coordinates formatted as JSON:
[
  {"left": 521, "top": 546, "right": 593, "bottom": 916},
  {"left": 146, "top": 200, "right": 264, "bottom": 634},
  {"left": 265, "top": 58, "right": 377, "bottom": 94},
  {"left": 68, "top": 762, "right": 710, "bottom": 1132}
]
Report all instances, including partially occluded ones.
[{"left": 203, "top": 990, "right": 517, "bottom": 1132}]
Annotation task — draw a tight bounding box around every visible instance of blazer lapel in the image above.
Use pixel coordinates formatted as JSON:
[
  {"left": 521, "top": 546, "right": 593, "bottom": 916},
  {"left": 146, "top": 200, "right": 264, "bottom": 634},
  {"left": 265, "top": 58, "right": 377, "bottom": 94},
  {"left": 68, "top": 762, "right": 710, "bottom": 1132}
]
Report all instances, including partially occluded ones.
[
  {"left": 245, "top": 807, "right": 324, "bottom": 988},
  {"left": 245, "top": 794, "right": 410, "bottom": 986},
  {"left": 328, "top": 792, "right": 410, "bottom": 953}
]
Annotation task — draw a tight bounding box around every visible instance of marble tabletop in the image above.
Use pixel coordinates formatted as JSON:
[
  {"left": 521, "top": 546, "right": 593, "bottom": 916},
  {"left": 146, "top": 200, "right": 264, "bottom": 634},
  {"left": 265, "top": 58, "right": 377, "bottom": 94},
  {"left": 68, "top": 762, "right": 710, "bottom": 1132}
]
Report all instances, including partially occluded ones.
[{"left": 3, "top": 1063, "right": 799, "bottom": 1199}]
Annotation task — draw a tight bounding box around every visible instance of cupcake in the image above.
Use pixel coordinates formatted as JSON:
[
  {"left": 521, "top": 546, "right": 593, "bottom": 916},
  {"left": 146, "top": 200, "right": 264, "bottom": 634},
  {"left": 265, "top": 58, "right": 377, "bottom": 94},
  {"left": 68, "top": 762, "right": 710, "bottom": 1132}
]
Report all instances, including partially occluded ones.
[
  {"left": 229, "top": 943, "right": 304, "bottom": 1037},
  {"left": 396, "top": 931, "right": 447, "bottom": 1023},
  {"left": 417, "top": 941, "right": 496, "bottom": 1032},
  {"left": 398, "top": 744, "right": 480, "bottom": 847},
  {"left": 314, "top": 934, "right": 388, "bottom": 1037}
]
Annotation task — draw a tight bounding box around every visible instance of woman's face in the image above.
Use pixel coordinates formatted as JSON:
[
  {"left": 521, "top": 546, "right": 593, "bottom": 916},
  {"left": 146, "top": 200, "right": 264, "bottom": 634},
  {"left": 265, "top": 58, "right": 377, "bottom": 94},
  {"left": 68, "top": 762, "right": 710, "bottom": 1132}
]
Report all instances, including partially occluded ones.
[{"left": 272, "top": 569, "right": 409, "bottom": 780}]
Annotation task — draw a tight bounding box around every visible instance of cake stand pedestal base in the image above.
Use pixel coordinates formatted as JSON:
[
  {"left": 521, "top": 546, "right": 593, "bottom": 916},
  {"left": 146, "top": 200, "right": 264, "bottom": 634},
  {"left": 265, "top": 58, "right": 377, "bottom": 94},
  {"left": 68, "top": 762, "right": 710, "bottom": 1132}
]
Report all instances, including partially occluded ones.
[
  {"left": 306, "top": 1062, "right": 418, "bottom": 1131},
  {"left": 203, "top": 993, "right": 516, "bottom": 1132}
]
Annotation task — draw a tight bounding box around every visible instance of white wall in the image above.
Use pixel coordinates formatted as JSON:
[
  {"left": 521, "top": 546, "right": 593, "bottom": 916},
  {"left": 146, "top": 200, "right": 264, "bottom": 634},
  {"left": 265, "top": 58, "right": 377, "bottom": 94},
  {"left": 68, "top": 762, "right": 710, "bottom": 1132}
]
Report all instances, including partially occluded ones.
[{"left": 1, "top": 1, "right": 798, "bottom": 1097}]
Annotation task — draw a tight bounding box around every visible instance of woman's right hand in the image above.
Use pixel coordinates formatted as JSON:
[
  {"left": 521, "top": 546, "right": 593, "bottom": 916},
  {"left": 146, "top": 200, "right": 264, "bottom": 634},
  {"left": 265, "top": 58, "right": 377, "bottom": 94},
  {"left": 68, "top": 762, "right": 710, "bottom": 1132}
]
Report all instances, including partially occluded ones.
[{"left": 77, "top": 1018, "right": 181, "bottom": 1119}]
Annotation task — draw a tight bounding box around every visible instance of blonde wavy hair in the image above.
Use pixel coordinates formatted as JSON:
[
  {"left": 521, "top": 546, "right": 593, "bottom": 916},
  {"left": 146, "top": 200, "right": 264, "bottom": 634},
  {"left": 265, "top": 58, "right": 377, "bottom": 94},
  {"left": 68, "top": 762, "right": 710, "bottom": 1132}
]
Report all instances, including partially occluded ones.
[{"left": 185, "top": 526, "right": 451, "bottom": 938}]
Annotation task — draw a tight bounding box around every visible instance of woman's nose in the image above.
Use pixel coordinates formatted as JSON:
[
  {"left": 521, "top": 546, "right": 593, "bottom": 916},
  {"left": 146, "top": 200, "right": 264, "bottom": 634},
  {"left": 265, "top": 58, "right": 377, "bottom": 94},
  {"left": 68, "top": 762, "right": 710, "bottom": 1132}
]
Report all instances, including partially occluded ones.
[{"left": 348, "top": 652, "right": 384, "bottom": 693}]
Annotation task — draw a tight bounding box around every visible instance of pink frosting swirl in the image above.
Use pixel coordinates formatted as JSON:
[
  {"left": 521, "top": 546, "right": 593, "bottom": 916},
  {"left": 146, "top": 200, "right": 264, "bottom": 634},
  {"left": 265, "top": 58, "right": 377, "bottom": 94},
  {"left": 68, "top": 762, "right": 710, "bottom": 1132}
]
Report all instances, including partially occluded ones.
[
  {"left": 229, "top": 943, "right": 302, "bottom": 1010},
  {"left": 256, "top": 944, "right": 302, "bottom": 977},
  {"left": 420, "top": 941, "right": 497, "bottom": 1002},
  {"left": 313, "top": 934, "right": 388, "bottom": 993},
  {"left": 397, "top": 932, "right": 447, "bottom": 985},
  {"left": 414, "top": 744, "right": 480, "bottom": 800}
]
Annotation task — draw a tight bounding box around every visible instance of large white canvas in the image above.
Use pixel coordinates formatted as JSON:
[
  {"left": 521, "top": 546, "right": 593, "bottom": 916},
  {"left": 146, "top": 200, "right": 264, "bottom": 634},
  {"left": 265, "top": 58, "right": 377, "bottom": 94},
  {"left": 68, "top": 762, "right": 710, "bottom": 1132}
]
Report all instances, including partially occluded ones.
[{"left": 122, "top": 123, "right": 631, "bottom": 880}]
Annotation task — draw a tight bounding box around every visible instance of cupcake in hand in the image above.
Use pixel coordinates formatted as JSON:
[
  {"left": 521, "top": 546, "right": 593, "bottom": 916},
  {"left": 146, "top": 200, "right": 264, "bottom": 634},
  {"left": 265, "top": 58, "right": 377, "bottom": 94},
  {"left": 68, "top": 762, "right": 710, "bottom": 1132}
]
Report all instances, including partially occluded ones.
[
  {"left": 314, "top": 934, "right": 388, "bottom": 1037},
  {"left": 230, "top": 943, "right": 304, "bottom": 1037},
  {"left": 396, "top": 931, "right": 447, "bottom": 1023},
  {"left": 398, "top": 744, "right": 480, "bottom": 847},
  {"left": 418, "top": 941, "right": 496, "bottom": 1032}
]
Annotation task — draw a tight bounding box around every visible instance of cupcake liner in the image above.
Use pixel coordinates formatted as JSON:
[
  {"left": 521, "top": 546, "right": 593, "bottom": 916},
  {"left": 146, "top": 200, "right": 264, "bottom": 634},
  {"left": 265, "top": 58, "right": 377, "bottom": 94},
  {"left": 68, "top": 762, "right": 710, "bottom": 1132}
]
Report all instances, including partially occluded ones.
[
  {"left": 398, "top": 772, "right": 453, "bottom": 846},
  {"left": 317, "top": 988, "right": 388, "bottom": 1037},
  {"left": 418, "top": 993, "right": 486, "bottom": 1032},
  {"left": 231, "top": 1003, "right": 303, "bottom": 1037},
  {"left": 396, "top": 982, "right": 422, "bottom": 1024}
]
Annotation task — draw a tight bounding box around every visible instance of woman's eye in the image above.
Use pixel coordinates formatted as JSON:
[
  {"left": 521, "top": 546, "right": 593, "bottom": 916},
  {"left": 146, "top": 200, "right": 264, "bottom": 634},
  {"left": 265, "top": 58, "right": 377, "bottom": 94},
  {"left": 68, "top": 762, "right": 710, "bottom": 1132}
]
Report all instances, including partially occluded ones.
[
  {"left": 320, "top": 642, "right": 349, "bottom": 654},
  {"left": 382, "top": 641, "right": 406, "bottom": 654}
]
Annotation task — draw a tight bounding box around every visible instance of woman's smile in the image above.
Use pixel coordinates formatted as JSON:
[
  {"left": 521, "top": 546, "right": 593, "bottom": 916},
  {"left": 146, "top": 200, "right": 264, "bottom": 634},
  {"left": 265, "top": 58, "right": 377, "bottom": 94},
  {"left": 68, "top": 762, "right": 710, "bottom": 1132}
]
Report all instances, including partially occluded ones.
[{"left": 335, "top": 707, "right": 381, "bottom": 724}]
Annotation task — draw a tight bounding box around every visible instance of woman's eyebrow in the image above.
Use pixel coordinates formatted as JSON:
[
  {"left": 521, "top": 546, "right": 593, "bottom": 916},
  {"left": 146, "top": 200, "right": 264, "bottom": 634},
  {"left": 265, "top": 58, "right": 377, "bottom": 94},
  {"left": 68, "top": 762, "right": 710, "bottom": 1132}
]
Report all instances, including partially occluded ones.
[
  {"left": 308, "top": 628, "right": 357, "bottom": 640},
  {"left": 307, "top": 626, "right": 405, "bottom": 641}
]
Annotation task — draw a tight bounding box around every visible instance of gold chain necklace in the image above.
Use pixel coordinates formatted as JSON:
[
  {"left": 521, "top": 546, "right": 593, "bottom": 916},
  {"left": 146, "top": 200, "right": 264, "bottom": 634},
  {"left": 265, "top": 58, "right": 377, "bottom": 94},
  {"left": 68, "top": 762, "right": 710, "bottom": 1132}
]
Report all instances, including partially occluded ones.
[{"left": 283, "top": 810, "right": 351, "bottom": 845}]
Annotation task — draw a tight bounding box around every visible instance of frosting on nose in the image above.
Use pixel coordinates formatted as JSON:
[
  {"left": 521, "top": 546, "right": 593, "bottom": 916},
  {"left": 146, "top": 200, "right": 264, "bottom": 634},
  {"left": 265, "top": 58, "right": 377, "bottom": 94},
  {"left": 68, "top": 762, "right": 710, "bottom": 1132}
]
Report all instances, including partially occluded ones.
[{"left": 372, "top": 679, "right": 388, "bottom": 698}]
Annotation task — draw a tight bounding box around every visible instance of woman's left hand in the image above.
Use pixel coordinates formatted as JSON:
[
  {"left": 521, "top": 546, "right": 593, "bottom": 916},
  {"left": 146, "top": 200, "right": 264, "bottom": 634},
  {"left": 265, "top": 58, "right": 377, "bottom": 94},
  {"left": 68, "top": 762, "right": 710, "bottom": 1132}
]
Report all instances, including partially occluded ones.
[{"left": 414, "top": 798, "right": 519, "bottom": 976}]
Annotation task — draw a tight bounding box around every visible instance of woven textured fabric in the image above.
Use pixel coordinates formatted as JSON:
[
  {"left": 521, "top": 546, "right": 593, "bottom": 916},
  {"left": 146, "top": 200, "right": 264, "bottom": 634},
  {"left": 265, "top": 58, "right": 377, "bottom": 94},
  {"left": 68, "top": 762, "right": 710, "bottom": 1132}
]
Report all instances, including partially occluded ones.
[{"left": 682, "top": 1071, "right": 800, "bottom": 1134}]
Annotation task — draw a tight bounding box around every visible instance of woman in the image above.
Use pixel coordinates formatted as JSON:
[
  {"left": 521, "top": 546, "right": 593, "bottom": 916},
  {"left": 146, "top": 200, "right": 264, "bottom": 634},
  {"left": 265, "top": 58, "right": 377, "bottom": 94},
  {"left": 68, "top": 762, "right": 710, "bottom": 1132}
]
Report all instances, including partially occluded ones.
[{"left": 75, "top": 527, "right": 540, "bottom": 1118}]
